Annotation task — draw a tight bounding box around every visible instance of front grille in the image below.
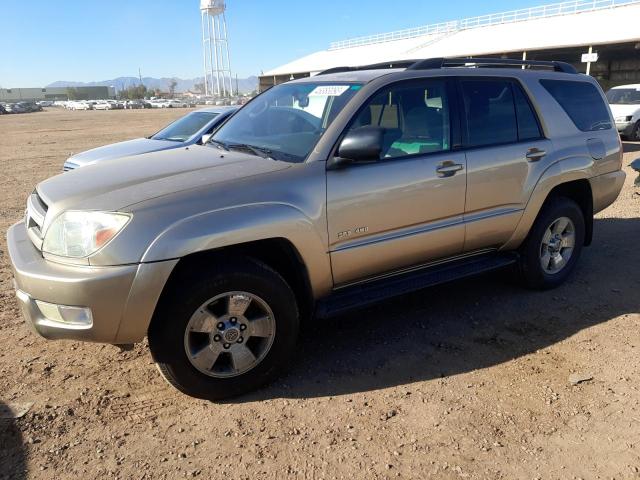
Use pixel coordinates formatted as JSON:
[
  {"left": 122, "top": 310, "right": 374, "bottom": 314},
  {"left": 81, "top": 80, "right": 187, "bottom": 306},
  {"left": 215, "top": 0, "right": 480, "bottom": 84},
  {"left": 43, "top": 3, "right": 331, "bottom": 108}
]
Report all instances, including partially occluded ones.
[{"left": 25, "top": 192, "right": 48, "bottom": 250}]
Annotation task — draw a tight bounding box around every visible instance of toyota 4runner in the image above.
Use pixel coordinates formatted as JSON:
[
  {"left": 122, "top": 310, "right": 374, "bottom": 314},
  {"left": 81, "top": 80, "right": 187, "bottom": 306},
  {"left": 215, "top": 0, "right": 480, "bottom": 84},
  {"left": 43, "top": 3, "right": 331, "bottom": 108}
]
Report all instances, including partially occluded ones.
[{"left": 8, "top": 58, "right": 626, "bottom": 399}]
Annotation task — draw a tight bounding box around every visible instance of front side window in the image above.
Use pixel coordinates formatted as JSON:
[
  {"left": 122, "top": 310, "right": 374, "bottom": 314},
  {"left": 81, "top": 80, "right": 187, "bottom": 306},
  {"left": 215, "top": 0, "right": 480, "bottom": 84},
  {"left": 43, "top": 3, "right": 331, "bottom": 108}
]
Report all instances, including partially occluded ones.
[
  {"left": 212, "top": 82, "right": 363, "bottom": 162},
  {"left": 152, "top": 112, "right": 218, "bottom": 142},
  {"left": 541, "top": 79, "right": 612, "bottom": 132},
  {"left": 345, "top": 79, "right": 451, "bottom": 159}
]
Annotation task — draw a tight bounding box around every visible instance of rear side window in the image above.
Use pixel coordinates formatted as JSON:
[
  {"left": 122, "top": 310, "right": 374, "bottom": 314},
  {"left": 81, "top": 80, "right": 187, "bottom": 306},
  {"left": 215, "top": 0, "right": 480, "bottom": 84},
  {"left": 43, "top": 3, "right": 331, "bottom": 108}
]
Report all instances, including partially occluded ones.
[
  {"left": 461, "top": 79, "right": 517, "bottom": 147},
  {"left": 461, "top": 79, "right": 543, "bottom": 148},
  {"left": 513, "top": 84, "right": 542, "bottom": 140},
  {"left": 540, "top": 80, "right": 612, "bottom": 132}
]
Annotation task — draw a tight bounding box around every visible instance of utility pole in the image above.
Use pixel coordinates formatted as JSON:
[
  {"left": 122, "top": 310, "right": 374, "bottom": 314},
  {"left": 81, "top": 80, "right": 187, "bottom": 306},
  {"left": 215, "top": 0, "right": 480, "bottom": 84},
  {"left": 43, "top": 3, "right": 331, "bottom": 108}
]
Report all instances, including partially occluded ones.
[
  {"left": 139, "top": 67, "right": 143, "bottom": 86},
  {"left": 235, "top": 74, "right": 239, "bottom": 96}
]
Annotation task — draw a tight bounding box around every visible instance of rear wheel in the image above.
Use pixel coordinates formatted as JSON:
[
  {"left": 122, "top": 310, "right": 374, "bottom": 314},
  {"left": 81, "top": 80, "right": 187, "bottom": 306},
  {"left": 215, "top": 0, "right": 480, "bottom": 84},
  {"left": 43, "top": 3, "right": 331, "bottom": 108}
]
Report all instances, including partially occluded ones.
[
  {"left": 148, "top": 258, "right": 299, "bottom": 400},
  {"left": 517, "top": 197, "right": 585, "bottom": 290}
]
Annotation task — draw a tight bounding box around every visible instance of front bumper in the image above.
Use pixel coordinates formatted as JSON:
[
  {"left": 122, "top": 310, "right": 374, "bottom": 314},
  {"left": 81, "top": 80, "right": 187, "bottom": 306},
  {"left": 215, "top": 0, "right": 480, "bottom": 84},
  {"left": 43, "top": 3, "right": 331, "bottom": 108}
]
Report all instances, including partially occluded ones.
[{"left": 7, "top": 222, "right": 177, "bottom": 344}]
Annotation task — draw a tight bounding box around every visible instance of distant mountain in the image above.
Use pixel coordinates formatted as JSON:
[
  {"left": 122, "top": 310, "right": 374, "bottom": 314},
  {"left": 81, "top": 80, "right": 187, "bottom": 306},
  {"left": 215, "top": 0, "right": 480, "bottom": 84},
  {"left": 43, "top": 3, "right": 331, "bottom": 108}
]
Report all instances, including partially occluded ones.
[{"left": 46, "top": 75, "right": 258, "bottom": 94}]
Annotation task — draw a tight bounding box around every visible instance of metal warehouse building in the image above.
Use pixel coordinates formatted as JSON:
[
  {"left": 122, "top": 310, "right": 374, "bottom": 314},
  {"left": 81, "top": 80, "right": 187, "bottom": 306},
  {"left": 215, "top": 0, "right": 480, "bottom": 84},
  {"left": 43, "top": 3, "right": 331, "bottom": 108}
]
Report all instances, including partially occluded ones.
[
  {"left": 0, "top": 86, "right": 116, "bottom": 102},
  {"left": 259, "top": 0, "right": 640, "bottom": 91}
]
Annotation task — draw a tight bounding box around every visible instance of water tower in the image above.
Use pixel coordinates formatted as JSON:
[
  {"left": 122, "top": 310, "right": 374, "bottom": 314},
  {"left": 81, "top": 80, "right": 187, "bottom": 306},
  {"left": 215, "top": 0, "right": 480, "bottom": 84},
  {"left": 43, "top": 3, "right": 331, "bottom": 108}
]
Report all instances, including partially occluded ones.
[{"left": 201, "top": 0, "right": 233, "bottom": 97}]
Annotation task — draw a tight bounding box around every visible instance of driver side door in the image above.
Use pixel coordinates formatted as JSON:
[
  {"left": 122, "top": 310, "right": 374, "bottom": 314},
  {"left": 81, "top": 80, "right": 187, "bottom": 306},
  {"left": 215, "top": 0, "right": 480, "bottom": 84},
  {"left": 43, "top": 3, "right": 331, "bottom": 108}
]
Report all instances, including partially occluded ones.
[{"left": 326, "top": 78, "right": 467, "bottom": 286}]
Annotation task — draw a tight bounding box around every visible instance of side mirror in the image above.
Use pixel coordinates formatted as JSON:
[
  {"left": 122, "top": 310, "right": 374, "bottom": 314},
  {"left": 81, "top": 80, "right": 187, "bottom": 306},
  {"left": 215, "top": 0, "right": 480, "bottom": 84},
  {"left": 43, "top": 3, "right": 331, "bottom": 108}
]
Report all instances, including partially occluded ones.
[
  {"left": 200, "top": 133, "right": 213, "bottom": 145},
  {"left": 328, "top": 126, "right": 385, "bottom": 169}
]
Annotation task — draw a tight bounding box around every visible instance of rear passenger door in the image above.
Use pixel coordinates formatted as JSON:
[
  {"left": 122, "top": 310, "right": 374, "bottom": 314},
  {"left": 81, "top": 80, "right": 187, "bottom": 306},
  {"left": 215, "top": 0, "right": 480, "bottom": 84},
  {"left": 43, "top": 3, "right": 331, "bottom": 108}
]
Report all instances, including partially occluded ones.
[{"left": 459, "top": 78, "right": 553, "bottom": 252}]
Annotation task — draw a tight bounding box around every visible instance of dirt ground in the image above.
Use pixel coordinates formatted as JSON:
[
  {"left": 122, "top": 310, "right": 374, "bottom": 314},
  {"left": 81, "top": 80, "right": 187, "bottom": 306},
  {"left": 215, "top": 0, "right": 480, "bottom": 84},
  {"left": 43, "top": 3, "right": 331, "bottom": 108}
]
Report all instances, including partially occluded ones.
[{"left": 0, "top": 108, "right": 639, "bottom": 480}]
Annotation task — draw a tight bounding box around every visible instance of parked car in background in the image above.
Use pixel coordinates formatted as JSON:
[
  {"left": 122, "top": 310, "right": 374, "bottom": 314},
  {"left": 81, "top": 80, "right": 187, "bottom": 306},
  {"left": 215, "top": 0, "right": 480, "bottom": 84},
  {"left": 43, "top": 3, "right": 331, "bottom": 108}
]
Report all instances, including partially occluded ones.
[
  {"left": 124, "top": 100, "right": 144, "bottom": 109},
  {"left": 24, "top": 102, "right": 43, "bottom": 112},
  {"left": 167, "top": 99, "right": 188, "bottom": 108},
  {"left": 63, "top": 106, "right": 238, "bottom": 170},
  {"left": 93, "top": 101, "right": 114, "bottom": 110},
  {"left": 0, "top": 104, "right": 6, "bottom": 114},
  {"left": 69, "top": 101, "right": 91, "bottom": 111},
  {"left": 149, "top": 99, "right": 167, "bottom": 108},
  {"left": 4, "top": 103, "right": 28, "bottom": 113},
  {"left": 607, "top": 84, "right": 640, "bottom": 140},
  {"left": 37, "top": 100, "right": 54, "bottom": 107}
]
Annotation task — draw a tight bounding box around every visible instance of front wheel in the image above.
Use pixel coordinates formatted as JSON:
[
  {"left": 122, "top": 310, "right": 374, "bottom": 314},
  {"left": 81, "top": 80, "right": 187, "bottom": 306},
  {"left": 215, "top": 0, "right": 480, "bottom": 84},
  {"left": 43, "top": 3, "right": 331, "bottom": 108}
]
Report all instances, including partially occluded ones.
[
  {"left": 517, "top": 196, "right": 585, "bottom": 290},
  {"left": 632, "top": 121, "right": 640, "bottom": 142},
  {"left": 148, "top": 258, "right": 299, "bottom": 400}
]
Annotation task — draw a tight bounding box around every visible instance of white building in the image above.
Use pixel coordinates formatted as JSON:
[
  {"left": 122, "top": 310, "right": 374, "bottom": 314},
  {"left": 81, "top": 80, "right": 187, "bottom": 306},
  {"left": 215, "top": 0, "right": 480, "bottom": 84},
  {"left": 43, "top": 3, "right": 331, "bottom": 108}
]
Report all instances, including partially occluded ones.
[{"left": 259, "top": 0, "right": 640, "bottom": 90}]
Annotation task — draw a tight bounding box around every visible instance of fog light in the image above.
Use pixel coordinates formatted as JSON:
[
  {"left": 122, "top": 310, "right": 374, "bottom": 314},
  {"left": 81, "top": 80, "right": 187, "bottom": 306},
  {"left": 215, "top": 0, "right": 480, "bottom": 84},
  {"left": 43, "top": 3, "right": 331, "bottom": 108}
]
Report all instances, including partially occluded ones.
[{"left": 35, "top": 300, "right": 93, "bottom": 329}]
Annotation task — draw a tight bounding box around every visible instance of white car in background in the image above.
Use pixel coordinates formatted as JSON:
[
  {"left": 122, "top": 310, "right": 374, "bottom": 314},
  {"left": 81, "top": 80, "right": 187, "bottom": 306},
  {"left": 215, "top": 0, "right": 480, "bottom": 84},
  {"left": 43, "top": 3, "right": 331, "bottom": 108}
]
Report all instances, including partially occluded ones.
[
  {"left": 606, "top": 84, "right": 640, "bottom": 141},
  {"left": 93, "top": 101, "right": 113, "bottom": 110},
  {"left": 166, "top": 99, "right": 187, "bottom": 108},
  {"left": 69, "top": 101, "right": 91, "bottom": 111}
]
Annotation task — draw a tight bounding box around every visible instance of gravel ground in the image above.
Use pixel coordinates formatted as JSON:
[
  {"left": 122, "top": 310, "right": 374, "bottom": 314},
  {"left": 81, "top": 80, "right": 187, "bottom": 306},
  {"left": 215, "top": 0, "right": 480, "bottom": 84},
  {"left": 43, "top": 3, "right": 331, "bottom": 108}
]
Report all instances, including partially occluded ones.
[{"left": 1, "top": 108, "right": 639, "bottom": 480}]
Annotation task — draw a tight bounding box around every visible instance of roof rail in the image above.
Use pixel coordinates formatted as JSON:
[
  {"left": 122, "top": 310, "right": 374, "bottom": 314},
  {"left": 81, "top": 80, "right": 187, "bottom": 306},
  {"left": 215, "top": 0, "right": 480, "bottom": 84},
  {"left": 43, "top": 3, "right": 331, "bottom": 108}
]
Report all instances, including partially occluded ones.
[
  {"left": 317, "top": 58, "right": 578, "bottom": 75},
  {"left": 317, "top": 60, "right": 418, "bottom": 76},
  {"left": 316, "top": 57, "right": 578, "bottom": 77},
  {"left": 408, "top": 57, "right": 578, "bottom": 73}
]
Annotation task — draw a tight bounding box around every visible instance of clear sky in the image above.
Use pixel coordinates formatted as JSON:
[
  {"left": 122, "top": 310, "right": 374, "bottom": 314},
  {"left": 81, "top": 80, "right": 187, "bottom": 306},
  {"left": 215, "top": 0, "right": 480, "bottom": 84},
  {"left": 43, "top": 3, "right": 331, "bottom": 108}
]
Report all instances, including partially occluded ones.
[{"left": 3, "top": 0, "right": 544, "bottom": 87}]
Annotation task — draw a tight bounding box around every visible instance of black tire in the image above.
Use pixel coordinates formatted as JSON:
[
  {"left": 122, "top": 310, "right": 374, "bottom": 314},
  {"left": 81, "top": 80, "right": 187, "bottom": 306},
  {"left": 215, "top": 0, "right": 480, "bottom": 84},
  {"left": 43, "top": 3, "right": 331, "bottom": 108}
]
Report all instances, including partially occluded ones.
[
  {"left": 517, "top": 196, "right": 585, "bottom": 290},
  {"left": 148, "top": 257, "right": 299, "bottom": 400},
  {"left": 632, "top": 121, "right": 640, "bottom": 142}
]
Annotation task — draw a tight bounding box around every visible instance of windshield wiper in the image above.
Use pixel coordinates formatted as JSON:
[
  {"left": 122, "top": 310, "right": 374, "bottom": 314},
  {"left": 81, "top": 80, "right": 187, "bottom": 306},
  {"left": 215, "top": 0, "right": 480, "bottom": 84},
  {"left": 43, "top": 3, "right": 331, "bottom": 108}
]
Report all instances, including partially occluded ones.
[
  {"left": 209, "top": 139, "right": 230, "bottom": 151},
  {"left": 227, "top": 143, "right": 274, "bottom": 160}
]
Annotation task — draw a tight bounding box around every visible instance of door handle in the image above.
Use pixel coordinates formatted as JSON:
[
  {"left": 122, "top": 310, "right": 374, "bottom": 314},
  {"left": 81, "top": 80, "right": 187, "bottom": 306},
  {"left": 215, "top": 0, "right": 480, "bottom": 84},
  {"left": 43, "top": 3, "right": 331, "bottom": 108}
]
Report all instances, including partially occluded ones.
[
  {"left": 436, "top": 162, "right": 464, "bottom": 177},
  {"left": 526, "top": 148, "right": 546, "bottom": 161}
]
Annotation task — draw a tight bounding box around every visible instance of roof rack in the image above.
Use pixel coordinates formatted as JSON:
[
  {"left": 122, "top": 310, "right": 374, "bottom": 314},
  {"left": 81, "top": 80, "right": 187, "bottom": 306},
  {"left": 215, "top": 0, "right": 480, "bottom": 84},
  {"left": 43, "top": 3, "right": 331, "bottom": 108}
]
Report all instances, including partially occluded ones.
[
  {"left": 316, "top": 57, "right": 578, "bottom": 76},
  {"left": 408, "top": 57, "right": 578, "bottom": 73},
  {"left": 317, "top": 60, "right": 419, "bottom": 76}
]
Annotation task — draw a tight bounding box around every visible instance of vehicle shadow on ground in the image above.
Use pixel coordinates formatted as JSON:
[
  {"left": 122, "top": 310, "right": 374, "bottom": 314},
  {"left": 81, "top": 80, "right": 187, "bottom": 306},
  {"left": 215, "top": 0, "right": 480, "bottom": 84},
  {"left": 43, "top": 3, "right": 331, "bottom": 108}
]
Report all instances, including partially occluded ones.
[
  {"left": 0, "top": 401, "right": 27, "bottom": 480},
  {"left": 242, "top": 217, "right": 640, "bottom": 401},
  {"left": 623, "top": 141, "right": 640, "bottom": 154}
]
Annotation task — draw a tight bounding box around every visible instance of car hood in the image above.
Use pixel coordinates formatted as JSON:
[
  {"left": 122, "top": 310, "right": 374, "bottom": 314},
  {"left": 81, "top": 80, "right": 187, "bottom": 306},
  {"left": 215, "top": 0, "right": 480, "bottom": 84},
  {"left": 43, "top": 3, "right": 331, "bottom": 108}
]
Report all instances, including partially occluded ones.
[
  {"left": 609, "top": 104, "right": 640, "bottom": 118},
  {"left": 38, "top": 146, "right": 292, "bottom": 213},
  {"left": 67, "top": 138, "right": 183, "bottom": 166}
]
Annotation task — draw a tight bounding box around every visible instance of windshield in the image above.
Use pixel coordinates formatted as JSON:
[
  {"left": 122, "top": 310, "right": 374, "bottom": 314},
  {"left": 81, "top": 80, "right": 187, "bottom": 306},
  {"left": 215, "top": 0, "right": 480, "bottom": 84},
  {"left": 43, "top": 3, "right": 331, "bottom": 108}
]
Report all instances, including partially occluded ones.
[
  {"left": 211, "top": 82, "right": 363, "bottom": 162},
  {"left": 606, "top": 88, "right": 640, "bottom": 105},
  {"left": 152, "top": 112, "right": 218, "bottom": 142}
]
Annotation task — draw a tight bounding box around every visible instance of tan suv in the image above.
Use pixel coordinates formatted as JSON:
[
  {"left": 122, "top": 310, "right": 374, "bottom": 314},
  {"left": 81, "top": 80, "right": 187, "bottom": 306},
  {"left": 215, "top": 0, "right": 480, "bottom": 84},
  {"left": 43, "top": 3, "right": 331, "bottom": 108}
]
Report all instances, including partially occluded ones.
[{"left": 8, "top": 58, "right": 625, "bottom": 399}]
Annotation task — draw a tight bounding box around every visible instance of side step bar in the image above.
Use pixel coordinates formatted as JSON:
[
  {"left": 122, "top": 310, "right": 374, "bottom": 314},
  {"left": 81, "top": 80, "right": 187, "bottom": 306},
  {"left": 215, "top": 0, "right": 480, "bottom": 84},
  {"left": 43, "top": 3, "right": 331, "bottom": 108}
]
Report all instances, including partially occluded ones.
[{"left": 316, "top": 252, "right": 518, "bottom": 319}]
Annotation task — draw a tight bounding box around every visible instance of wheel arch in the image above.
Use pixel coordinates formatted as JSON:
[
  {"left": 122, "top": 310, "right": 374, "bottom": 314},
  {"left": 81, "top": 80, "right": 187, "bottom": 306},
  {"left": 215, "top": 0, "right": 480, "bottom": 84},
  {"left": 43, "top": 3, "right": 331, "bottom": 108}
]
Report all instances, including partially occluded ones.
[
  {"left": 155, "top": 237, "right": 316, "bottom": 326},
  {"left": 544, "top": 179, "right": 593, "bottom": 246},
  {"left": 502, "top": 156, "right": 595, "bottom": 250}
]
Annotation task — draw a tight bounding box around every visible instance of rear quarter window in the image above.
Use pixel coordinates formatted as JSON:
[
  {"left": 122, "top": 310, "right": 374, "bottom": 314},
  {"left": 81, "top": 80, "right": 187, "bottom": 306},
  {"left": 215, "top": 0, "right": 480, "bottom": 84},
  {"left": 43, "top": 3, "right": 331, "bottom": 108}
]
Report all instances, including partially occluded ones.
[{"left": 540, "top": 79, "right": 612, "bottom": 132}]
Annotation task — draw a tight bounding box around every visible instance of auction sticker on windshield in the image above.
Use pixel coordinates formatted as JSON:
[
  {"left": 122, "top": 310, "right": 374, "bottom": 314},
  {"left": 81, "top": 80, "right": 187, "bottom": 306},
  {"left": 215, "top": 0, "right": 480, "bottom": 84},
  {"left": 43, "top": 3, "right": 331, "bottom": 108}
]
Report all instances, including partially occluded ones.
[{"left": 309, "top": 85, "right": 350, "bottom": 96}]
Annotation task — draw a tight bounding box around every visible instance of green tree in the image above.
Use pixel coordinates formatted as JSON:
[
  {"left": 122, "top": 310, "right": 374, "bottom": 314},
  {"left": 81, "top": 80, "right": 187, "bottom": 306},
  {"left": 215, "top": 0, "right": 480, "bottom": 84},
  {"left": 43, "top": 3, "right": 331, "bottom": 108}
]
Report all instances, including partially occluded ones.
[
  {"left": 67, "top": 87, "right": 79, "bottom": 100},
  {"left": 118, "top": 84, "right": 148, "bottom": 100}
]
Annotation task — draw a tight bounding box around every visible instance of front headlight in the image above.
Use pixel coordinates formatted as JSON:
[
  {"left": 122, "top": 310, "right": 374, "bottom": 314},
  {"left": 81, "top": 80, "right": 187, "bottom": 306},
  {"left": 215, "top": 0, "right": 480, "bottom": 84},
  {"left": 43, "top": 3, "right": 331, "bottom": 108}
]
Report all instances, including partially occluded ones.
[
  {"left": 615, "top": 116, "right": 633, "bottom": 123},
  {"left": 42, "top": 211, "right": 131, "bottom": 258}
]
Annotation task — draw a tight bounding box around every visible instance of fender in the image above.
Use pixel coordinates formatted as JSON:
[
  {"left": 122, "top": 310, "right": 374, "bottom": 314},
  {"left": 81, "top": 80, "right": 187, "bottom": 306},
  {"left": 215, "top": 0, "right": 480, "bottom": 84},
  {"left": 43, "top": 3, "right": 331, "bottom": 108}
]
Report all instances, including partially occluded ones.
[
  {"left": 502, "top": 155, "right": 594, "bottom": 250},
  {"left": 140, "top": 202, "right": 334, "bottom": 299}
]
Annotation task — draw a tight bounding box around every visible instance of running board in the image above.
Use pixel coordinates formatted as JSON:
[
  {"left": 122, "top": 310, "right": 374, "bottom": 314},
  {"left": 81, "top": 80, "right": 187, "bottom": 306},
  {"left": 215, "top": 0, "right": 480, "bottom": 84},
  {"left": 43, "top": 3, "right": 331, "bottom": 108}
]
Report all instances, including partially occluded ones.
[{"left": 316, "top": 252, "right": 518, "bottom": 319}]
